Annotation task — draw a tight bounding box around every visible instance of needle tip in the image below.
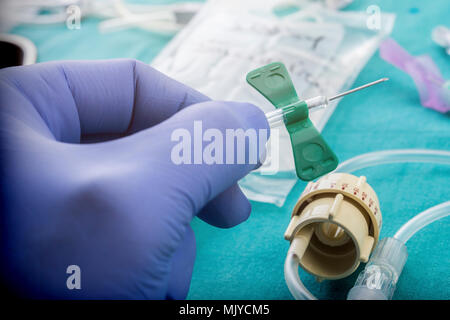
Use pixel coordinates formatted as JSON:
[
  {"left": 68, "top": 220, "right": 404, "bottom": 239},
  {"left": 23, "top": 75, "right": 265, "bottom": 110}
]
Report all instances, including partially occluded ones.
[{"left": 328, "top": 77, "right": 390, "bottom": 101}]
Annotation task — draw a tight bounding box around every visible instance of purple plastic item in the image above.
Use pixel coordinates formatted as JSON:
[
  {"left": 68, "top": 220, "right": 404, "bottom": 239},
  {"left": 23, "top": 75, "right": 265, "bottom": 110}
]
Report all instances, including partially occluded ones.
[{"left": 379, "top": 38, "right": 450, "bottom": 113}]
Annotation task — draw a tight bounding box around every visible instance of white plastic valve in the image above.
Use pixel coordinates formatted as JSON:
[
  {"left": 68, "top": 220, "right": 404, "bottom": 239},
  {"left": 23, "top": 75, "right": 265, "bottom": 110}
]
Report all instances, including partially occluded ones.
[{"left": 347, "top": 237, "right": 408, "bottom": 300}]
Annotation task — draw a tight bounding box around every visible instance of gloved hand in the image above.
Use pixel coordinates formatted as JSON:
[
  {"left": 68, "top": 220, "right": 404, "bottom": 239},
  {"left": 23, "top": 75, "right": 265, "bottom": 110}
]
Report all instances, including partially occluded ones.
[{"left": 0, "top": 59, "right": 269, "bottom": 299}]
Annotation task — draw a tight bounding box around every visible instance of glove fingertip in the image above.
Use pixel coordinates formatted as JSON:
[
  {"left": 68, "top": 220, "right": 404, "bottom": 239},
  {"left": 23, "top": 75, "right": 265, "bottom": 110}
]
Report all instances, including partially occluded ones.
[{"left": 198, "top": 184, "right": 251, "bottom": 229}]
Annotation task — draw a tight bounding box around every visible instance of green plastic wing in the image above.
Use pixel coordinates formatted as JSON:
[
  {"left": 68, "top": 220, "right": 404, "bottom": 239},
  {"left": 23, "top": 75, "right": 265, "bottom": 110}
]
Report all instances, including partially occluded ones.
[
  {"left": 246, "top": 62, "right": 338, "bottom": 181},
  {"left": 246, "top": 62, "right": 298, "bottom": 108}
]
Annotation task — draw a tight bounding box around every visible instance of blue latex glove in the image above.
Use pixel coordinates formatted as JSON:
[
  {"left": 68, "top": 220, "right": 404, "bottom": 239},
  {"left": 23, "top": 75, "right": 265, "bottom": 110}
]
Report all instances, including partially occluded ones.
[{"left": 0, "top": 59, "right": 269, "bottom": 299}]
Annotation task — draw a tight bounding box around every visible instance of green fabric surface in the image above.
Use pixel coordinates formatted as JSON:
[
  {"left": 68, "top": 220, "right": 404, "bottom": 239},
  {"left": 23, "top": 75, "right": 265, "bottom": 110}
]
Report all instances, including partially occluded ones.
[{"left": 10, "top": 0, "right": 450, "bottom": 299}]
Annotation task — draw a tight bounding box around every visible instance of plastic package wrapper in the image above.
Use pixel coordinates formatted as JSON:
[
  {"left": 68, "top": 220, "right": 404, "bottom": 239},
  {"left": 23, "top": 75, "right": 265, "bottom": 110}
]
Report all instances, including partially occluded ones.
[{"left": 152, "top": 0, "right": 395, "bottom": 206}]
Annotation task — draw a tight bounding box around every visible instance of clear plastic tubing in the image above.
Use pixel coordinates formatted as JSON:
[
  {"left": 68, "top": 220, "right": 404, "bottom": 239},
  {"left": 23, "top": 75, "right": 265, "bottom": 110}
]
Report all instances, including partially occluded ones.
[
  {"left": 394, "top": 201, "right": 450, "bottom": 244},
  {"left": 284, "top": 248, "right": 317, "bottom": 300},
  {"left": 348, "top": 201, "right": 449, "bottom": 300},
  {"left": 285, "top": 148, "right": 450, "bottom": 300},
  {"left": 335, "top": 149, "right": 450, "bottom": 173},
  {"left": 266, "top": 78, "right": 389, "bottom": 129}
]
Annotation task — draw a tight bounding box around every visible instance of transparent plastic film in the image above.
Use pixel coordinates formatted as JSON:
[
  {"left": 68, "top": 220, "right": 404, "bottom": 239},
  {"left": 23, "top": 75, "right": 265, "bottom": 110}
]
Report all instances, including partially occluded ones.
[{"left": 152, "top": 0, "right": 395, "bottom": 206}]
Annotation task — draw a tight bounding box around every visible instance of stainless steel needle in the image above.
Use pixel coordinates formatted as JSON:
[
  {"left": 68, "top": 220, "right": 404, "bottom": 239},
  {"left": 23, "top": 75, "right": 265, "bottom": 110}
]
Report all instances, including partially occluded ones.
[
  {"left": 329, "top": 78, "right": 389, "bottom": 101},
  {"left": 266, "top": 77, "right": 389, "bottom": 129}
]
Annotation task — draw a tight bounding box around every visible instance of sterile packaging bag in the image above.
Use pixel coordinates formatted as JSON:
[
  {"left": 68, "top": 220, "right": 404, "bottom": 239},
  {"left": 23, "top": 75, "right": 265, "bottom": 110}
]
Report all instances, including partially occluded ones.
[{"left": 152, "top": 0, "right": 395, "bottom": 206}]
